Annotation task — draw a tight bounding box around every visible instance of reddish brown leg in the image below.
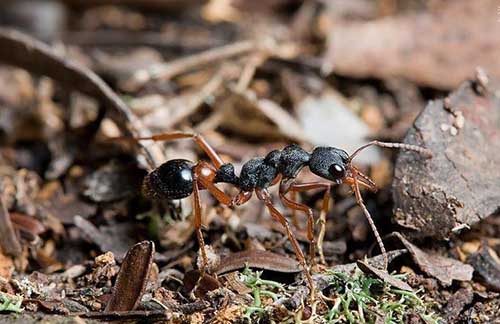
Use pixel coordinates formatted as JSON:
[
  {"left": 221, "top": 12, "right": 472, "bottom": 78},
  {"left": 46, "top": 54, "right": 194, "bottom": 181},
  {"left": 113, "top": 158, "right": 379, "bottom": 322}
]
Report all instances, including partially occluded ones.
[
  {"left": 281, "top": 181, "right": 332, "bottom": 265},
  {"left": 193, "top": 161, "right": 233, "bottom": 206},
  {"left": 232, "top": 190, "right": 252, "bottom": 206},
  {"left": 192, "top": 179, "right": 208, "bottom": 273},
  {"left": 289, "top": 191, "right": 300, "bottom": 229},
  {"left": 124, "top": 131, "right": 225, "bottom": 168},
  {"left": 279, "top": 183, "right": 316, "bottom": 266},
  {"left": 350, "top": 167, "right": 388, "bottom": 270},
  {"left": 191, "top": 162, "right": 236, "bottom": 274},
  {"left": 255, "top": 189, "right": 315, "bottom": 299}
]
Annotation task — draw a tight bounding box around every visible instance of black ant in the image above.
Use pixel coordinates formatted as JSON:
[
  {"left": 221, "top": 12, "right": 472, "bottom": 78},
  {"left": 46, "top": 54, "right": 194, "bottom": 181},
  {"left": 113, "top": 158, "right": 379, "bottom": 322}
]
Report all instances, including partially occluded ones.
[{"left": 121, "top": 132, "right": 432, "bottom": 297}]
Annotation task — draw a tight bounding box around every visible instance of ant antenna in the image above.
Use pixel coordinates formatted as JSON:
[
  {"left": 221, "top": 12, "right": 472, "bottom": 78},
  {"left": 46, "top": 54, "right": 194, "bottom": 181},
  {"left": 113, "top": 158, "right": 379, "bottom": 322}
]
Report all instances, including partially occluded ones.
[{"left": 348, "top": 140, "right": 433, "bottom": 163}]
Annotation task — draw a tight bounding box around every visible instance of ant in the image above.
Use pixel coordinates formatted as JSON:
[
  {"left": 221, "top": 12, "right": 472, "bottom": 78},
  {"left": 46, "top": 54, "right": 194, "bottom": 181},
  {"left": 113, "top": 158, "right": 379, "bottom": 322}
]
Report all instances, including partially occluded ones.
[{"left": 123, "top": 131, "right": 432, "bottom": 297}]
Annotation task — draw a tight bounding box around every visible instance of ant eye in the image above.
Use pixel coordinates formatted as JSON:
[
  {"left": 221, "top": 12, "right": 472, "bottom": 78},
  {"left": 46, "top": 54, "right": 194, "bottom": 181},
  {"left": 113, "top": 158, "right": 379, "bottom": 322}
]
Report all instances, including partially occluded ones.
[{"left": 329, "top": 164, "right": 345, "bottom": 179}]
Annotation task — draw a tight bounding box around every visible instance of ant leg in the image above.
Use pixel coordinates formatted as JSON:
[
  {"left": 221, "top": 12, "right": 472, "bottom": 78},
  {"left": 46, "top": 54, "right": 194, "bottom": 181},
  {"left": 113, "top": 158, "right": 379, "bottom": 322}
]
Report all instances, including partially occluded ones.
[
  {"left": 193, "top": 162, "right": 233, "bottom": 206},
  {"left": 256, "top": 189, "right": 315, "bottom": 299},
  {"left": 279, "top": 184, "right": 316, "bottom": 265},
  {"left": 232, "top": 190, "right": 252, "bottom": 206},
  {"left": 281, "top": 182, "right": 331, "bottom": 265},
  {"left": 191, "top": 162, "right": 235, "bottom": 274},
  {"left": 192, "top": 179, "right": 208, "bottom": 273},
  {"left": 350, "top": 167, "right": 388, "bottom": 270},
  {"left": 119, "top": 131, "right": 225, "bottom": 168},
  {"left": 317, "top": 188, "right": 331, "bottom": 265},
  {"left": 290, "top": 191, "right": 300, "bottom": 229}
]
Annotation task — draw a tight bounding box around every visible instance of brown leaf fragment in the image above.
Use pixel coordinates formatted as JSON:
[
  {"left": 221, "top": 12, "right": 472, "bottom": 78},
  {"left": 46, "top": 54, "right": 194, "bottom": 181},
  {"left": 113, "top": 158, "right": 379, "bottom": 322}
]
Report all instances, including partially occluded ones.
[
  {"left": 10, "top": 212, "right": 45, "bottom": 236},
  {"left": 182, "top": 269, "right": 221, "bottom": 298},
  {"left": 357, "top": 260, "right": 413, "bottom": 292},
  {"left": 215, "top": 250, "right": 301, "bottom": 275},
  {"left": 323, "top": 0, "right": 500, "bottom": 89},
  {"left": 0, "top": 197, "right": 22, "bottom": 257},
  {"left": 73, "top": 216, "right": 134, "bottom": 260},
  {"left": 106, "top": 241, "right": 155, "bottom": 312},
  {"left": 0, "top": 28, "right": 165, "bottom": 169},
  {"left": 393, "top": 77, "right": 500, "bottom": 238},
  {"left": 394, "top": 233, "right": 473, "bottom": 286},
  {"left": 468, "top": 242, "right": 500, "bottom": 292}
]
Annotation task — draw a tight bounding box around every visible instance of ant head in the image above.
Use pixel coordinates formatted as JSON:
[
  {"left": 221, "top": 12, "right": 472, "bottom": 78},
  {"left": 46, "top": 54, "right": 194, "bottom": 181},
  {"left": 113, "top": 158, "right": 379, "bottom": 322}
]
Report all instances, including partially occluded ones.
[
  {"left": 309, "top": 146, "right": 378, "bottom": 191},
  {"left": 309, "top": 147, "right": 350, "bottom": 184}
]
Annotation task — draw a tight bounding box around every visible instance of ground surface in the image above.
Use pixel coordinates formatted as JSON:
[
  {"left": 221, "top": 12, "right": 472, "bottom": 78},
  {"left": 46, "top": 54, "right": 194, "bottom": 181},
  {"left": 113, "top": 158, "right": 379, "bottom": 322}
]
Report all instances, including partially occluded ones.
[{"left": 0, "top": 1, "right": 499, "bottom": 323}]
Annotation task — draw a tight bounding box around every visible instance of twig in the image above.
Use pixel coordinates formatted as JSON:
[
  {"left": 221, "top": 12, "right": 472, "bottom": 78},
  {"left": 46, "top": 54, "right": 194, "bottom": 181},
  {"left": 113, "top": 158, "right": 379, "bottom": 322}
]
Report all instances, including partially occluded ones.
[
  {"left": 63, "top": 30, "right": 222, "bottom": 51},
  {"left": 236, "top": 52, "right": 268, "bottom": 91},
  {"left": 143, "top": 66, "right": 229, "bottom": 131},
  {"left": 0, "top": 28, "right": 165, "bottom": 170},
  {"left": 128, "top": 40, "right": 258, "bottom": 89},
  {"left": 0, "top": 196, "right": 22, "bottom": 257},
  {"left": 72, "top": 300, "right": 209, "bottom": 321},
  {"left": 73, "top": 310, "right": 174, "bottom": 321}
]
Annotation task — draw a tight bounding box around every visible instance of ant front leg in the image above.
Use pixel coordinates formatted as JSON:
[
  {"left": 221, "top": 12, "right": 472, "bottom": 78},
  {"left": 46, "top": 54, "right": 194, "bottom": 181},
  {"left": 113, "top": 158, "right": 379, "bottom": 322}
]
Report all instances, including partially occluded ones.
[
  {"left": 280, "top": 180, "right": 331, "bottom": 265},
  {"left": 191, "top": 162, "right": 235, "bottom": 274},
  {"left": 350, "top": 167, "right": 388, "bottom": 270},
  {"left": 256, "top": 189, "right": 316, "bottom": 300},
  {"left": 192, "top": 179, "right": 208, "bottom": 273},
  {"left": 193, "top": 161, "right": 233, "bottom": 206}
]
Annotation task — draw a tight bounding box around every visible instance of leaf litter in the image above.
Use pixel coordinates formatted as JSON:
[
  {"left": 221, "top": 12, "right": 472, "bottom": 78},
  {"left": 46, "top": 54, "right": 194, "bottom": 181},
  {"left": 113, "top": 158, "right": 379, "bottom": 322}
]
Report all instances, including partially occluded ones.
[{"left": 0, "top": 1, "right": 499, "bottom": 323}]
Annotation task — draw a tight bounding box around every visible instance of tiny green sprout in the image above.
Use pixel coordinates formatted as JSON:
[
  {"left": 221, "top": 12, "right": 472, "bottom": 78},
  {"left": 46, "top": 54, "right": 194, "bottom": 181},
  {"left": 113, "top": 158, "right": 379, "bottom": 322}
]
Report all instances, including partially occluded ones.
[
  {"left": 240, "top": 266, "right": 285, "bottom": 322},
  {"left": 0, "top": 292, "right": 23, "bottom": 313}
]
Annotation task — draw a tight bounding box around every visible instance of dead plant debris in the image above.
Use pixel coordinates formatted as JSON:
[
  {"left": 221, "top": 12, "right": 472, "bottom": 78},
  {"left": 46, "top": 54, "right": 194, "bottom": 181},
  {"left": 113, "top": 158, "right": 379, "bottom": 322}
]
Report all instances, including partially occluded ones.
[{"left": 0, "top": 1, "right": 498, "bottom": 323}]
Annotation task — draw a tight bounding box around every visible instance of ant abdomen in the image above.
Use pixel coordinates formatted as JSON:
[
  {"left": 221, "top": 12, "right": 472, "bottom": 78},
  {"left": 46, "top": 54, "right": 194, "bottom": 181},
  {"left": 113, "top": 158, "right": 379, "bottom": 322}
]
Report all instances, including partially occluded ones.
[{"left": 142, "top": 159, "right": 195, "bottom": 200}]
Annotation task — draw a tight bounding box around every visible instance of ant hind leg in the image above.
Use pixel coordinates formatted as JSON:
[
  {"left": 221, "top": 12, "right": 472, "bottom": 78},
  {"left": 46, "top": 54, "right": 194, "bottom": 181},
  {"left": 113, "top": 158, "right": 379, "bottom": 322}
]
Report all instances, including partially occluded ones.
[{"left": 256, "top": 189, "right": 316, "bottom": 299}]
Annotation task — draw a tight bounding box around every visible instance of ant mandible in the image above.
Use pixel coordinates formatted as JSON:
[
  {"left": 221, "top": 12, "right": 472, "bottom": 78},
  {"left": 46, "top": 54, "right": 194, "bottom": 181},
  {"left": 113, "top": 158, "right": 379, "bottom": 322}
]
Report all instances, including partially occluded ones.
[{"left": 126, "top": 131, "right": 432, "bottom": 297}]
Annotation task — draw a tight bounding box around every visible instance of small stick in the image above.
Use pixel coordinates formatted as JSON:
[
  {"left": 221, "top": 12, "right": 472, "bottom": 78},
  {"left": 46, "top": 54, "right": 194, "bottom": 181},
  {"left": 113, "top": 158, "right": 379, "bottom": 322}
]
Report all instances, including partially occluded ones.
[{"left": 130, "top": 40, "right": 257, "bottom": 88}]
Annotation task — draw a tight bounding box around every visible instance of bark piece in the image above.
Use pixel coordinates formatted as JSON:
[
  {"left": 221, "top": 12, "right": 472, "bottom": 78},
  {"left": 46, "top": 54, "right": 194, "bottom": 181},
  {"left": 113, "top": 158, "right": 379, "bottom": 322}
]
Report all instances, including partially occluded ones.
[
  {"left": 323, "top": 0, "right": 500, "bottom": 89},
  {"left": 392, "top": 76, "right": 500, "bottom": 239},
  {"left": 443, "top": 287, "right": 474, "bottom": 323},
  {"left": 394, "top": 233, "right": 473, "bottom": 286},
  {"left": 0, "top": 197, "right": 22, "bottom": 257},
  {"left": 468, "top": 242, "right": 500, "bottom": 292},
  {"left": 105, "top": 241, "right": 155, "bottom": 312}
]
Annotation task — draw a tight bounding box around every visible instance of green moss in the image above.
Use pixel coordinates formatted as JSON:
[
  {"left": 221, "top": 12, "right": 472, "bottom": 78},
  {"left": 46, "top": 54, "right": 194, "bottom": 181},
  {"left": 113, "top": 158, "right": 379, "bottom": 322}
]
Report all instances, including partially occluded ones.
[{"left": 323, "top": 269, "right": 440, "bottom": 324}]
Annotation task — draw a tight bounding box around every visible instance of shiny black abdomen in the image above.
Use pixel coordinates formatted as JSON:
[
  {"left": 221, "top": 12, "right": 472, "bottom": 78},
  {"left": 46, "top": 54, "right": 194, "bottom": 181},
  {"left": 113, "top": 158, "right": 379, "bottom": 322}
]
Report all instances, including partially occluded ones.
[{"left": 142, "top": 159, "right": 194, "bottom": 200}]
